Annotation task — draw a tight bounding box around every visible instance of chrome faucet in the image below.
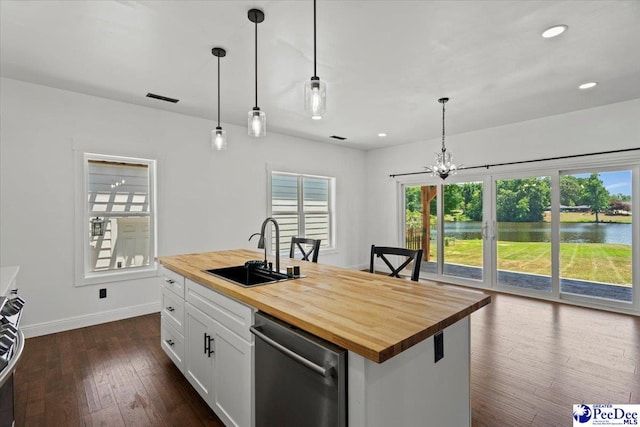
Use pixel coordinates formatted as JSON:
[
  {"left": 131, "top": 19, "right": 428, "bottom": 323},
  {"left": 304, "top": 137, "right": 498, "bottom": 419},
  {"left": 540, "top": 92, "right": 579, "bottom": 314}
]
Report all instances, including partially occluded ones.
[{"left": 248, "top": 217, "right": 280, "bottom": 273}]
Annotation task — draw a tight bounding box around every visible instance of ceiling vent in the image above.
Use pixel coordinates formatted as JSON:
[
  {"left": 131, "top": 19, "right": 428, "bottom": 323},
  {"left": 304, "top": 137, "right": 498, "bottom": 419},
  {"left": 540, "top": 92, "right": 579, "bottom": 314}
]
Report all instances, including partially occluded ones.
[
  {"left": 330, "top": 135, "right": 347, "bottom": 141},
  {"left": 146, "top": 92, "right": 179, "bottom": 103}
]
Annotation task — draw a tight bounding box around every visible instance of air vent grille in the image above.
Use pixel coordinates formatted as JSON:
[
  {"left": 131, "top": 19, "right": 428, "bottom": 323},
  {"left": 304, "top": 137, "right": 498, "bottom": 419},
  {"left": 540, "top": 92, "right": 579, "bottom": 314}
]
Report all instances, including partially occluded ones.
[{"left": 146, "top": 93, "right": 179, "bottom": 103}]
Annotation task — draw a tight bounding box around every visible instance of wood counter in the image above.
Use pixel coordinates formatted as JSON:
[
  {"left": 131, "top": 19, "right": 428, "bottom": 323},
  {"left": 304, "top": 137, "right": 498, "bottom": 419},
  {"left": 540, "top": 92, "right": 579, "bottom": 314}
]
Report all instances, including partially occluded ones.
[{"left": 158, "top": 249, "right": 490, "bottom": 363}]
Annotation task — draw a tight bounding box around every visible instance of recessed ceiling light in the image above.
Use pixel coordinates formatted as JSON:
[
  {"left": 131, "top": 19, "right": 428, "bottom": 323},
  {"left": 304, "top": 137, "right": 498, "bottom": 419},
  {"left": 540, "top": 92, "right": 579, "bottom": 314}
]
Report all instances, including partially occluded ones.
[
  {"left": 542, "top": 25, "right": 568, "bottom": 38},
  {"left": 378, "top": 133, "right": 387, "bottom": 137},
  {"left": 579, "top": 82, "right": 598, "bottom": 90}
]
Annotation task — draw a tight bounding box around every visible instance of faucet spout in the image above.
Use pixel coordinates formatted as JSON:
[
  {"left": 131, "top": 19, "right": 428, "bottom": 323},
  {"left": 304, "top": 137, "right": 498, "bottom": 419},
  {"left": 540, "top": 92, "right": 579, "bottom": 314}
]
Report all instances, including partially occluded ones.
[{"left": 254, "top": 217, "right": 280, "bottom": 272}]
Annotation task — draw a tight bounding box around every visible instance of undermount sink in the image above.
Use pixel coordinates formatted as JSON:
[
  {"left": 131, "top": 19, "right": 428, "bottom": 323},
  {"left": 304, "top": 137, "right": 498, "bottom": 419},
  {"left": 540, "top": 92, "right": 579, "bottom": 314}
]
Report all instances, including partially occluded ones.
[{"left": 204, "top": 262, "right": 292, "bottom": 288}]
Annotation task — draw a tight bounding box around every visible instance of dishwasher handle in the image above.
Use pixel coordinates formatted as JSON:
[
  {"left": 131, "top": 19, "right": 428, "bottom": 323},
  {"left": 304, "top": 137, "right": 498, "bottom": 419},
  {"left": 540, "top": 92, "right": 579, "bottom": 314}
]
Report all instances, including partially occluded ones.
[{"left": 250, "top": 325, "right": 331, "bottom": 377}]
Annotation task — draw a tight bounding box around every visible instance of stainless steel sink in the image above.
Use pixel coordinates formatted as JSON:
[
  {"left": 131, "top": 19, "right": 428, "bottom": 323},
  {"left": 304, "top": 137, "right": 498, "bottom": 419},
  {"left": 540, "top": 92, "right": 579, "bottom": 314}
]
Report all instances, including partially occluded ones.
[{"left": 204, "top": 262, "right": 292, "bottom": 287}]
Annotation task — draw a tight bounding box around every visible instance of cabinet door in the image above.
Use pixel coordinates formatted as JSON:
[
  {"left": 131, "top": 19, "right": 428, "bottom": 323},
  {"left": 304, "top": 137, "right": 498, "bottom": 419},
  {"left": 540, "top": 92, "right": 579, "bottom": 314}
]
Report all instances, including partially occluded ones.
[
  {"left": 212, "top": 320, "right": 253, "bottom": 427},
  {"left": 184, "top": 304, "right": 215, "bottom": 403}
]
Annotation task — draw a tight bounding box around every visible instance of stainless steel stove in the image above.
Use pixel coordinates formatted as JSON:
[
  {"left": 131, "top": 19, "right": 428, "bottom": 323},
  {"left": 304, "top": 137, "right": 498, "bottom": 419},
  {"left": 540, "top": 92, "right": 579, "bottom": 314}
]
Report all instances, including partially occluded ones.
[{"left": 0, "top": 269, "right": 25, "bottom": 427}]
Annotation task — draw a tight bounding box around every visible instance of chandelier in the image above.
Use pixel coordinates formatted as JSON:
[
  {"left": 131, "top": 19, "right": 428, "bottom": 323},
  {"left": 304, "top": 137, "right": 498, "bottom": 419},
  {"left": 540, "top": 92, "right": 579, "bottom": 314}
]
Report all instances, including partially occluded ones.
[{"left": 426, "top": 97, "right": 462, "bottom": 179}]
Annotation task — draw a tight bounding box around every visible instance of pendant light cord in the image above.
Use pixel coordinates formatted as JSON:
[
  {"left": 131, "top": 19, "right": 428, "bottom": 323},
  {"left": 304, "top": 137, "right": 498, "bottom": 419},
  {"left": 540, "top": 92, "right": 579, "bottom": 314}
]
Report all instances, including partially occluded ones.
[
  {"left": 313, "top": 0, "right": 317, "bottom": 77},
  {"left": 254, "top": 19, "right": 258, "bottom": 109},
  {"left": 217, "top": 55, "right": 221, "bottom": 127}
]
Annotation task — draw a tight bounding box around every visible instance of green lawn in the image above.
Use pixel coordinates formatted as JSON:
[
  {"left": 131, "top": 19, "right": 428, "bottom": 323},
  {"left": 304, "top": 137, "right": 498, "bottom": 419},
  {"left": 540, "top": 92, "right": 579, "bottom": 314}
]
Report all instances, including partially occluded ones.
[{"left": 440, "top": 240, "right": 632, "bottom": 286}]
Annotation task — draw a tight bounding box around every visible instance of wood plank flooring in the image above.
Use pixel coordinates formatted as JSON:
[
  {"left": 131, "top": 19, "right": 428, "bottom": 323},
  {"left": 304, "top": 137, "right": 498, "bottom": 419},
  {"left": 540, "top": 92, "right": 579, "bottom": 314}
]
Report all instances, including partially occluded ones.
[
  {"left": 14, "top": 314, "right": 223, "bottom": 426},
  {"left": 470, "top": 292, "right": 640, "bottom": 426},
  {"left": 13, "top": 293, "right": 640, "bottom": 426}
]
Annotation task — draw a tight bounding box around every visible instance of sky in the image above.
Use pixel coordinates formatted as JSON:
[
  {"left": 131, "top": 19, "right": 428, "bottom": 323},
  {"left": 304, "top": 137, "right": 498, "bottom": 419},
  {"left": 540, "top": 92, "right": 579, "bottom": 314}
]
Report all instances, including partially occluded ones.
[{"left": 573, "top": 171, "right": 632, "bottom": 197}]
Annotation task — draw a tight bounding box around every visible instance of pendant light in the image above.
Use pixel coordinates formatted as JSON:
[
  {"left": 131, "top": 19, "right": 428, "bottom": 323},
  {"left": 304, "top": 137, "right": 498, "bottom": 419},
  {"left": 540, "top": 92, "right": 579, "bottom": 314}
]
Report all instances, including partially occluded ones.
[
  {"left": 248, "top": 8, "right": 266, "bottom": 137},
  {"left": 211, "top": 47, "right": 227, "bottom": 150},
  {"left": 425, "top": 98, "right": 462, "bottom": 179},
  {"left": 304, "top": 0, "right": 326, "bottom": 119}
]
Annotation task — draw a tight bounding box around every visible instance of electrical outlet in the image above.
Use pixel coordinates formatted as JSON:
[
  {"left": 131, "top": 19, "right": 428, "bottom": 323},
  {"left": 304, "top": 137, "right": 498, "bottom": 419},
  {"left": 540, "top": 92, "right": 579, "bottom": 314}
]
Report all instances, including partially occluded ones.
[
  {"left": 99, "top": 288, "right": 107, "bottom": 299},
  {"left": 434, "top": 331, "right": 444, "bottom": 363}
]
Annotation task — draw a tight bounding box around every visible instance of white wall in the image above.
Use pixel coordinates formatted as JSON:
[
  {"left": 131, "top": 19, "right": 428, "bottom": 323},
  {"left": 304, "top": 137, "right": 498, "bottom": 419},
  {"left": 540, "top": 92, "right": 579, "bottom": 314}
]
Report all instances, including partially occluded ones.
[
  {"left": 364, "top": 99, "right": 640, "bottom": 249},
  {"left": 0, "top": 77, "right": 367, "bottom": 336}
]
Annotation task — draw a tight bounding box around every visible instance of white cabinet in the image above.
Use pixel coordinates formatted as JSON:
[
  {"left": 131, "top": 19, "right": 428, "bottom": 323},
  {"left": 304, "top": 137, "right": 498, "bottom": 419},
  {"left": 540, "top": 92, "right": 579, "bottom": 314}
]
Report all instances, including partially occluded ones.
[
  {"left": 211, "top": 317, "right": 253, "bottom": 427},
  {"left": 160, "top": 266, "right": 186, "bottom": 372},
  {"left": 184, "top": 303, "right": 216, "bottom": 402},
  {"left": 160, "top": 269, "right": 254, "bottom": 427}
]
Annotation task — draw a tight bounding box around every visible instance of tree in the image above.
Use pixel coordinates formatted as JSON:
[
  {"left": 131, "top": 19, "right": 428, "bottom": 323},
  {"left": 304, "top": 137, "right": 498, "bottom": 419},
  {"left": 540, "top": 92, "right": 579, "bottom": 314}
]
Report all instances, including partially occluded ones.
[
  {"left": 560, "top": 175, "right": 583, "bottom": 206},
  {"left": 443, "top": 184, "right": 464, "bottom": 216},
  {"left": 405, "top": 186, "right": 422, "bottom": 212},
  {"left": 496, "top": 177, "right": 550, "bottom": 222},
  {"left": 465, "top": 187, "right": 483, "bottom": 221},
  {"left": 581, "top": 173, "right": 610, "bottom": 223}
]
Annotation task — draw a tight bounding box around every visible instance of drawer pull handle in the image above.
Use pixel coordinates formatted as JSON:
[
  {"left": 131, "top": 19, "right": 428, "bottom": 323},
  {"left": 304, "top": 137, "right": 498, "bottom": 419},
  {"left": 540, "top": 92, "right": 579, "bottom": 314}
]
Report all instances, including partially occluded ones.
[
  {"left": 165, "top": 279, "right": 176, "bottom": 285},
  {"left": 166, "top": 339, "right": 175, "bottom": 347},
  {"left": 166, "top": 306, "right": 175, "bottom": 312}
]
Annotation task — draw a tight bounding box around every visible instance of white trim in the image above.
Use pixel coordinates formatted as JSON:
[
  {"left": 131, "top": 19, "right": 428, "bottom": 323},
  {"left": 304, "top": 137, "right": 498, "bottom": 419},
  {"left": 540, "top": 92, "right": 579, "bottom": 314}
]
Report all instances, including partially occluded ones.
[
  {"left": 74, "top": 150, "right": 158, "bottom": 286},
  {"left": 267, "top": 165, "right": 337, "bottom": 252},
  {"left": 21, "top": 302, "right": 160, "bottom": 338}
]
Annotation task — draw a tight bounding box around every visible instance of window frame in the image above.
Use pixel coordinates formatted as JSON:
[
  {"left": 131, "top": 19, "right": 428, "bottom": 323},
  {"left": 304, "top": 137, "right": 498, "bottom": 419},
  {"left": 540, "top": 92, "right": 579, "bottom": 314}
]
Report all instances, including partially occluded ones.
[
  {"left": 396, "top": 151, "right": 639, "bottom": 315},
  {"left": 74, "top": 152, "right": 158, "bottom": 286},
  {"left": 268, "top": 168, "right": 336, "bottom": 255}
]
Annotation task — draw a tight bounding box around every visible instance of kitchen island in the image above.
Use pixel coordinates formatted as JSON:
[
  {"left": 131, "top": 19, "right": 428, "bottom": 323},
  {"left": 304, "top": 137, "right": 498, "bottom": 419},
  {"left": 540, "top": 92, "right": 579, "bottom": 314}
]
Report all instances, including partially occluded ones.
[{"left": 158, "top": 249, "right": 490, "bottom": 427}]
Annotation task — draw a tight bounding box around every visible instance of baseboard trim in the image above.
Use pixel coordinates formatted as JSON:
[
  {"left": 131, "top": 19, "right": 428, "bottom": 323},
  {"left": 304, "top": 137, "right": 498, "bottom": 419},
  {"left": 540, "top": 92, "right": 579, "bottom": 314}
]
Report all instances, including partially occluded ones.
[{"left": 21, "top": 302, "right": 161, "bottom": 338}]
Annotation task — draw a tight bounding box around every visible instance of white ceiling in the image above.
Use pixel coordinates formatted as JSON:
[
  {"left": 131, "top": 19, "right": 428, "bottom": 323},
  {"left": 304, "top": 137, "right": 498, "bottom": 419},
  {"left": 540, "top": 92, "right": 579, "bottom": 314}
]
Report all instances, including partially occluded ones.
[{"left": 2, "top": 0, "right": 639, "bottom": 150}]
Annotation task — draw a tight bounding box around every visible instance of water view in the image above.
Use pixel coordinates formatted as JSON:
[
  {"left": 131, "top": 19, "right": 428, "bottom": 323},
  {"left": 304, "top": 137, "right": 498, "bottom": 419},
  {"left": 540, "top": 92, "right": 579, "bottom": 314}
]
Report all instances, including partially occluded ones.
[{"left": 443, "top": 221, "right": 632, "bottom": 245}]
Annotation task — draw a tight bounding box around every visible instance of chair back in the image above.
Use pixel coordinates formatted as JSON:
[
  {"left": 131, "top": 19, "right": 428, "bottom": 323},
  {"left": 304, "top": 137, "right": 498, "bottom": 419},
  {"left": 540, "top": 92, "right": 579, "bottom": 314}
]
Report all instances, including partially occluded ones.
[
  {"left": 290, "top": 237, "right": 321, "bottom": 263},
  {"left": 369, "top": 245, "right": 423, "bottom": 281}
]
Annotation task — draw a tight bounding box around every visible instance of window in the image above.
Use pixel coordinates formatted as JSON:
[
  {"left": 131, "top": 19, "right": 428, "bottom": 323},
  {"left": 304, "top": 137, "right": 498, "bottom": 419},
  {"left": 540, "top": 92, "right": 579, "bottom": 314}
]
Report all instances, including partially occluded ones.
[
  {"left": 76, "top": 153, "right": 157, "bottom": 285},
  {"left": 399, "top": 154, "right": 639, "bottom": 314},
  {"left": 270, "top": 172, "right": 335, "bottom": 254}
]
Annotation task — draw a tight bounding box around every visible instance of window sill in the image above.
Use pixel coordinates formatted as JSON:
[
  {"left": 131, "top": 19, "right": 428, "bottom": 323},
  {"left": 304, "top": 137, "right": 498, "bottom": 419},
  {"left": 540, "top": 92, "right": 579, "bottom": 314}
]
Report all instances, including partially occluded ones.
[{"left": 76, "top": 265, "right": 158, "bottom": 287}]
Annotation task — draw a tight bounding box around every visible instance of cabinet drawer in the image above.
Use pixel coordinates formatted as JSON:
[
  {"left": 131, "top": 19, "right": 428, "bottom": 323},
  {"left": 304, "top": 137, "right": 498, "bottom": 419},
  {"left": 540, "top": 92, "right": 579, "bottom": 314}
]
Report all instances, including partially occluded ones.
[
  {"left": 160, "top": 266, "right": 185, "bottom": 298},
  {"left": 161, "top": 286, "right": 184, "bottom": 334},
  {"left": 161, "top": 317, "right": 184, "bottom": 373},
  {"left": 186, "top": 279, "right": 254, "bottom": 342}
]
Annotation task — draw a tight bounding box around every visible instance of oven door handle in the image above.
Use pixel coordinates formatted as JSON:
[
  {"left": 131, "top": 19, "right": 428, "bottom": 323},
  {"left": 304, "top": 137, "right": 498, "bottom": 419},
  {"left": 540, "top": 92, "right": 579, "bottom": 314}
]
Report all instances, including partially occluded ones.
[{"left": 250, "top": 326, "right": 330, "bottom": 377}]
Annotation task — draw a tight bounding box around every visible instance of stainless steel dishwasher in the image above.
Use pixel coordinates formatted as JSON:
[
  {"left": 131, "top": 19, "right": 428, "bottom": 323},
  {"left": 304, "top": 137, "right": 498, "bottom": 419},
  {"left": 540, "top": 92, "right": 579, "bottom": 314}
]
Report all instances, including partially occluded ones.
[{"left": 251, "top": 311, "right": 347, "bottom": 427}]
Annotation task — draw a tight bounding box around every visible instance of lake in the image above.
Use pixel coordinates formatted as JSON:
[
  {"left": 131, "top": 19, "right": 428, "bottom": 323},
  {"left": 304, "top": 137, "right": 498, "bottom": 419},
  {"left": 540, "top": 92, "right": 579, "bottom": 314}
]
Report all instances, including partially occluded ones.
[{"left": 443, "top": 221, "right": 632, "bottom": 245}]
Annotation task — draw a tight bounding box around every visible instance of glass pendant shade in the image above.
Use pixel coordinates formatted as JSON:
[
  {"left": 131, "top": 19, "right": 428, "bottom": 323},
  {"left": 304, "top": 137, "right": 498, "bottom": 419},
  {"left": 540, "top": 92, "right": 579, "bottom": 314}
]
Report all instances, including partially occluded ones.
[
  {"left": 212, "top": 126, "right": 227, "bottom": 151},
  {"left": 248, "top": 108, "right": 266, "bottom": 137},
  {"left": 305, "top": 77, "right": 326, "bottom": 119}
]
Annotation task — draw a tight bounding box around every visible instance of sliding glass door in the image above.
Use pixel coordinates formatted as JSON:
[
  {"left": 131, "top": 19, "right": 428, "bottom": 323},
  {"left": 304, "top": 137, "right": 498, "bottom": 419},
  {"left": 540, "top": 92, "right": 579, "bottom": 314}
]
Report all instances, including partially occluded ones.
[
  {"left": 400, "top": 157, "right": 638, "bottom": 313},
  {"left": 494, "top": 176, "right": 553, "bottom": 295},
  {"left": 442, "top": 181, "right": 485, "bottom": 282},
  {"left": 559, "top": 169, "right": 634, "bottom": 305}
]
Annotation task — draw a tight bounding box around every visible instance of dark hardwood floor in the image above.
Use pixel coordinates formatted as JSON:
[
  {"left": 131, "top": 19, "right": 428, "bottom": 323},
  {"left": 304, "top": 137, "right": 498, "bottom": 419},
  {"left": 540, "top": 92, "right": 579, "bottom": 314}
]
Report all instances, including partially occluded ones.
[
  {"left": 470, "top": 292, "right": 640, "bottom": 426},
  {"left": 14, "top": 293, "right": 639, "bottom": 426},
  {"left": 14, "top": 314, "right": 223, "bottom": 426}
]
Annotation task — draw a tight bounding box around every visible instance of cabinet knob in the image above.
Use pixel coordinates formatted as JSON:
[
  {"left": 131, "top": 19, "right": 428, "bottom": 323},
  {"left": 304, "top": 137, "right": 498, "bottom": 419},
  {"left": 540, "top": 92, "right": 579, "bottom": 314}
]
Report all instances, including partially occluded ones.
[
  {"left": 166, "top": 306, "right": 175, "bottom": 312},
  {"left": 166, "top": 339, "right": 175, "bottom": 347},
  {"left": 165, "top": 279, "right": 176, "bottom": 285}
]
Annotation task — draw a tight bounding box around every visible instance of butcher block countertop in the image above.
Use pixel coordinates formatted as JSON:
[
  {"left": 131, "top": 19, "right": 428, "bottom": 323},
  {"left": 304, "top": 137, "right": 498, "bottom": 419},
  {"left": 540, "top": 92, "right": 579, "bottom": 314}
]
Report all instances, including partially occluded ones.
[{"left": 158, "top": 249, "right": 490, "bottom": 363}]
